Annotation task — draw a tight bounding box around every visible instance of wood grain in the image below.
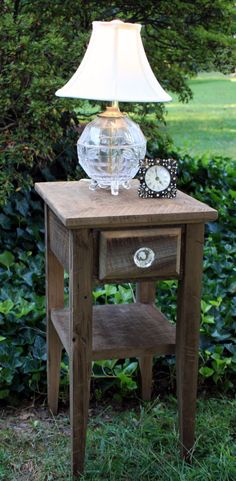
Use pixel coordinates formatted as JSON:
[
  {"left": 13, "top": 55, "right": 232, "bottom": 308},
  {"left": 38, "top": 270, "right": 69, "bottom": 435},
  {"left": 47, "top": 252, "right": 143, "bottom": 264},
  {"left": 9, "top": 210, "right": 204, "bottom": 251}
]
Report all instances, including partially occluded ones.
[
  {"left": 99, "top": 228, "right": 181, "bottom": 281},
  {"left": 136, "top": 281, "right": 156, "bottom": 305},
  {"left": 51, "top": 303, "right": 176, "bottom": 360},
  {"left": 48, "top": 209, "right": 69, "bottom": 270},
  {"left": 39, "top": 181, "right": 218, "bottom": 476},
  {"left": 45, "top": 205, "right": 64, "bottom": 415},
  {"left": 176, "top": 223, "right": 204, "bottom": 461},
  {"left": 69, "top": 229, "right": 93, "bottom": 477},
  {"left": 35, "top": 179, "right": 218, "bottom": 229},
  {"left": 136, "top": 281, "right": 156, "bottom": 401}
]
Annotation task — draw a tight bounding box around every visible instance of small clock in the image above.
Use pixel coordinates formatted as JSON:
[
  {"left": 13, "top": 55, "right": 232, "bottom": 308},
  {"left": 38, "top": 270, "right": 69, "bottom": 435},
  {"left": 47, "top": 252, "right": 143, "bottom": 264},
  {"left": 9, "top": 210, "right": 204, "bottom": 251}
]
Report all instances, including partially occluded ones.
[{"left": 138, "top": 158, "right": 178, "bottom": 199}]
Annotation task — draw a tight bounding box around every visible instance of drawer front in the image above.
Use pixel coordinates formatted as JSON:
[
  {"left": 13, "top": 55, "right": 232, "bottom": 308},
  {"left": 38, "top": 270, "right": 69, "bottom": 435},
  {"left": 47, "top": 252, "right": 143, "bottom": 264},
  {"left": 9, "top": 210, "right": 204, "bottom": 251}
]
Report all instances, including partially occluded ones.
[{"left": 99, "top": 228, "right": 182, "bottom": 281}]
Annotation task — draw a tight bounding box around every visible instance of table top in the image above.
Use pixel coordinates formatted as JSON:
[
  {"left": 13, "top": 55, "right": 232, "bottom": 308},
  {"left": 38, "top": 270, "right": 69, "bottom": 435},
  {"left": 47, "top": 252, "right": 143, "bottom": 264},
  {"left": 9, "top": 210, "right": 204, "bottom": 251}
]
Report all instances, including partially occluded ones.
[{"left": 35, "top": 179, "right": 218, "bottom": 228}]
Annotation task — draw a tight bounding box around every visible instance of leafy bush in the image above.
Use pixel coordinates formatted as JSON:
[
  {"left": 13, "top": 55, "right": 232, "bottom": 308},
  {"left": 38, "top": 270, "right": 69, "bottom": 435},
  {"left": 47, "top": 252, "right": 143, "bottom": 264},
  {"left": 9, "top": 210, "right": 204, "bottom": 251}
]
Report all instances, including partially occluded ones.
[
  {"left": 1, "top": 0, "right": 235, "bottom": 402},
  {"left": 0, "top": 153, "right": 235, "bottom": 401},
  {"left": 1, "top": 0, "right": 235, "bottom": 203},
  {"left": 178, "top": 154, "right": 236, "bottom": 390}
]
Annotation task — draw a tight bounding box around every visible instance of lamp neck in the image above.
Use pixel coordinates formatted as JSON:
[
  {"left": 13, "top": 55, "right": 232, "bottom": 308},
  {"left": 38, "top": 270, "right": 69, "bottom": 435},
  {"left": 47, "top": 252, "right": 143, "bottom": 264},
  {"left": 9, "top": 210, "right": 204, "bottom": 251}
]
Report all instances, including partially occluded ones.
[
  {"left": 99, "top": 101, "right": 125, "bottom": 118},
  {"left": 111, "top": 100, "right": 119, "bottom": 109}
]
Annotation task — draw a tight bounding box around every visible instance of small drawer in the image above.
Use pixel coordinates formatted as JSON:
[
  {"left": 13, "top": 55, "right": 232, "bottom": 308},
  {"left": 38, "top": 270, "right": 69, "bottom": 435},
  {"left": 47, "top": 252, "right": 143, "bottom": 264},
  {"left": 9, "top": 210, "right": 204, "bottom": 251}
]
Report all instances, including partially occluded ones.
[{"left": 99, "top": 228, "right": 182, "bottom": 281}]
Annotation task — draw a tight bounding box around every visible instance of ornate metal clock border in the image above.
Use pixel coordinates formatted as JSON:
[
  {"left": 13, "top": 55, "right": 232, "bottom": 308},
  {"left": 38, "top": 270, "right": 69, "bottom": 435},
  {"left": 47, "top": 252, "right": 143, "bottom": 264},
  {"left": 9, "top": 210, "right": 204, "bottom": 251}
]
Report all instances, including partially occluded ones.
[{"left": 138, "top": 158, "right": 178, "bottom": 199}]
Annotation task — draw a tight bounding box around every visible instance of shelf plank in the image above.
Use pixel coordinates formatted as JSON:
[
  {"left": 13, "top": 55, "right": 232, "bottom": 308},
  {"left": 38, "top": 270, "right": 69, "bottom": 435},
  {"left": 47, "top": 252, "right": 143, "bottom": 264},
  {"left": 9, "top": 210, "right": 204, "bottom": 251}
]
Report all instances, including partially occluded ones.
[{"left": 51, "top": 303, "right": 176, "bottom": 360}]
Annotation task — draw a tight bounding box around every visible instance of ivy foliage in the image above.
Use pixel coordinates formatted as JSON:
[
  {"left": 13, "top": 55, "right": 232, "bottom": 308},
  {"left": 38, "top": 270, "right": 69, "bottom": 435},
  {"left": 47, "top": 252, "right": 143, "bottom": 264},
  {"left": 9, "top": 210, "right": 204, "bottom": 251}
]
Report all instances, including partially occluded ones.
[
  {"left": 1, "top": 0, "right": 235, "bottom": 201},
  {"left": 0, "top": 154, "right": 235, "bottom": 401},
  {"left": 0, "top": 0, "right": 235, "bottom": 401}
]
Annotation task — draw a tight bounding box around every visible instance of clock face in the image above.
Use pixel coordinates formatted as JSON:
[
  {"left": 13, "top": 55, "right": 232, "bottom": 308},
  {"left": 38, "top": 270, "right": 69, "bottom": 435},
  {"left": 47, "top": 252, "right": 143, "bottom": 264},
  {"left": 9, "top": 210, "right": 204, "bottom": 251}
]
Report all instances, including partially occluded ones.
[{"left": 145, "top": 165, "right": 171, "bottom": 192}]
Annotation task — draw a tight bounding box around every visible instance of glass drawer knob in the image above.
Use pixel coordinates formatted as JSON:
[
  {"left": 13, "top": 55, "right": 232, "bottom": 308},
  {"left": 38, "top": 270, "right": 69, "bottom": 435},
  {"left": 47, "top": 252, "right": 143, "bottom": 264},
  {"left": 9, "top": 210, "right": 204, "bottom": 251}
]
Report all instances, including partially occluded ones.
[{"left": 133, "top": 247, "right": 155, "bottom": 268}]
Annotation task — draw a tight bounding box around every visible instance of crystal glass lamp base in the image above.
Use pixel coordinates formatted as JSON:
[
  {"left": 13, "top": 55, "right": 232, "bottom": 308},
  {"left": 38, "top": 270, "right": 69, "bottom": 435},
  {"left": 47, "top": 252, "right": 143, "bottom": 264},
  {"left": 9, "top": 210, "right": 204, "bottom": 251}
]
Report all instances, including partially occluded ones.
[
  {"left": 77, "top": 106, "right": 146, "bottom": 195},
  {"left": 89, "top": 178, "right": 132, "bottom": 196}
]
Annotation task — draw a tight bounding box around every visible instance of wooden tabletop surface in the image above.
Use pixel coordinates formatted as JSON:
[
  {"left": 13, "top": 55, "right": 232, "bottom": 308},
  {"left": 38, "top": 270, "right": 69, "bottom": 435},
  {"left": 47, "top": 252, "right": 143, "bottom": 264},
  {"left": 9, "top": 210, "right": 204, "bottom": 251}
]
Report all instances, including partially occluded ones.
[{"left": 35, "top": 179, "right": 218, "bottom": 228}]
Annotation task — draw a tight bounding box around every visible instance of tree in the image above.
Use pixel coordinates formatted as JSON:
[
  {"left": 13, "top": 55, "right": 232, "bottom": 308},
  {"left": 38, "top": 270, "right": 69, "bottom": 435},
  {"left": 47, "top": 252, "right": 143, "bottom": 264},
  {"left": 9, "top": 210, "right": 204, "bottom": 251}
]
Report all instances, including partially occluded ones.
[{"left": 0, "top": 0, "right": 235, "bottom": 202}]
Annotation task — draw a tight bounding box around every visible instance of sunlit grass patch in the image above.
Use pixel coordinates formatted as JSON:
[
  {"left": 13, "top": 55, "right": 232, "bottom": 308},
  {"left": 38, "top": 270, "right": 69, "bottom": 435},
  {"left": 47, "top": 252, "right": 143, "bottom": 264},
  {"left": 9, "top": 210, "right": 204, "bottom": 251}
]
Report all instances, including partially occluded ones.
[{"left": 165, "top": 73, "right": 236, "bottom": 158}]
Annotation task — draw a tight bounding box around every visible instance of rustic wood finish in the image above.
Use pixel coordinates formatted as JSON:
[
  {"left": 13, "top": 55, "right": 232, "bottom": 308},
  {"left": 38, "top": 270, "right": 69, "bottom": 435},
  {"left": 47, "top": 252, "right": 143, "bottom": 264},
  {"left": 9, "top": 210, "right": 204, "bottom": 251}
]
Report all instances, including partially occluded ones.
[
  {"left": 69, "top": 229, "right": 93, "bottom": 477},
  {"left": 136, "top": 281, "right": 156, "bottom": 305},
  {"left": 37, "top": 179, "right": 218, "bottom": 478},
  {"left": 99, "top": 228, "right": 181, "bottom": 281},
  {"left": 35, "top": 179, "right": 218, "bottom": 229},
  {"left": 176, "top": 223, "right": 204, "bottom": 461},
  {"left": 136, "top": 281, "right": 156, "bottom": 401},
  {"left": 51, "top": 303, "right": 176, "bottom": 359},
  {"left": 45, "top": 205, "right": 64, "bottom": 415},
  {"left": 48, "top": 209, "right": 69, "bottom": 270}
]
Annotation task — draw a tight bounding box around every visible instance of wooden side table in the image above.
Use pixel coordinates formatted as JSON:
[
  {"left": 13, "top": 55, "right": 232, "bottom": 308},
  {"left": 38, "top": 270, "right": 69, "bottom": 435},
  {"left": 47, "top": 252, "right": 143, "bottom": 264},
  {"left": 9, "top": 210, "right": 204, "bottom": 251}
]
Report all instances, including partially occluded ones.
[{"left": 35, "top": 179, "right": 217, "bottom": 478}]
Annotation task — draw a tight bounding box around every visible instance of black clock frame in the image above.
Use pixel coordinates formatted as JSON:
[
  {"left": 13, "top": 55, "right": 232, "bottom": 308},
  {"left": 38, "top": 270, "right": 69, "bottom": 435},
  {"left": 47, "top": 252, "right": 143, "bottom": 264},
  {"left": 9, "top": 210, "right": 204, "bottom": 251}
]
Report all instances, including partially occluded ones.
[{"left": 138, "top": 158, "right": 178, "bottom": 199}]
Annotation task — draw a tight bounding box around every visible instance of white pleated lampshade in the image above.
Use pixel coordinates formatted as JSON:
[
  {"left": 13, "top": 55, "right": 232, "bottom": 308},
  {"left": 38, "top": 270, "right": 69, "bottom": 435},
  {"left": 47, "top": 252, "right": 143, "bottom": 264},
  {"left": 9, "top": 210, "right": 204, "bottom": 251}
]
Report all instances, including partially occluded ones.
[{"left": 56, "top": 19, "right": 172, "bottom": 103}]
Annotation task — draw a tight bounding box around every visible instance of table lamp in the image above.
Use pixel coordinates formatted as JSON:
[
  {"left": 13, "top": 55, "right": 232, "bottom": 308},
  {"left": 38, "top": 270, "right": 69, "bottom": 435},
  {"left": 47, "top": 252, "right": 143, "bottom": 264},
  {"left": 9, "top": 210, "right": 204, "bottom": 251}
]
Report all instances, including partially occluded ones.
[{"left": 56, "top": 20, "right": 172, "bottom": 195}]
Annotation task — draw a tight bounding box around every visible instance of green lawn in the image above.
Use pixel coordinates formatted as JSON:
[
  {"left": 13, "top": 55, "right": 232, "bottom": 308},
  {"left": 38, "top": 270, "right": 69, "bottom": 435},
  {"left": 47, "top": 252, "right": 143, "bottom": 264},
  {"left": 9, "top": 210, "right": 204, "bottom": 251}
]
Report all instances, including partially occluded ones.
[
  {"left": 0, "top": 397, "right": 236, "bottom": 480},
  {"left": 164, "top": 73, "right": 236, "bottom": 158}
]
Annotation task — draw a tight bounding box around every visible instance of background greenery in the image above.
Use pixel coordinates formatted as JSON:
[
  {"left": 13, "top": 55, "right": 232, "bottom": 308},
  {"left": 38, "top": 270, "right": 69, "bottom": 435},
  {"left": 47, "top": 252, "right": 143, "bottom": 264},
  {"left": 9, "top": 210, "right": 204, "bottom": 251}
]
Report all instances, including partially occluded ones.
[
  {"left": 164, "top": 72, "right": 236, "bottom": 158},
  {"left": 0, "top": 1, "right": 236, "bottom": 402},
  {"left": 0, "top": 151, "right": 235, "bottom": 401},
  {"left": 1, "top": 0, "right": 235, "bottom": 202}
]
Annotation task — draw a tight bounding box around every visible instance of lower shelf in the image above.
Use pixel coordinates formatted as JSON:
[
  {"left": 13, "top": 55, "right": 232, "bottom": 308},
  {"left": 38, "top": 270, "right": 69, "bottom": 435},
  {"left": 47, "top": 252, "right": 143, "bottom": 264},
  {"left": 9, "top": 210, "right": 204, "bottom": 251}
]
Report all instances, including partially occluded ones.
[{"left": 51, "top": 303, "right": 176, "bottom": 360}]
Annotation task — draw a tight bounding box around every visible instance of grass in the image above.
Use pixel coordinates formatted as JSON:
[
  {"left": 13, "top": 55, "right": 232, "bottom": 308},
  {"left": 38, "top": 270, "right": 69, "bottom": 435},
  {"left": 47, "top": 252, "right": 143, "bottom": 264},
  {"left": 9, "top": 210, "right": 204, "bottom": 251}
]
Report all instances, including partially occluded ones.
[
  {"left": 164, "top": 72, "right": 236, "bottom": 158},
  {"left": 0, "top": 397, "right": 236, "bottom": 480}
]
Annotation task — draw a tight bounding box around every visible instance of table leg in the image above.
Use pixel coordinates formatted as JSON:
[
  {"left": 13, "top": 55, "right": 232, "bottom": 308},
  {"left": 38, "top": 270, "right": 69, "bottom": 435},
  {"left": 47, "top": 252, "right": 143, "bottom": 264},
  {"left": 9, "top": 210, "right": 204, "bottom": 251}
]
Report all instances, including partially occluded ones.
[
  {"left": 69, "top": 229, "right": 93, "bottom": 478},
  {"left": 45, "top": 206, "right": 64, "bottom": 415},
  {"left": 136, "top": 281, "right": 156, "bottom": 401},
  {"left": 176, "top": 223, "right": 204, "bottom": 460}
]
